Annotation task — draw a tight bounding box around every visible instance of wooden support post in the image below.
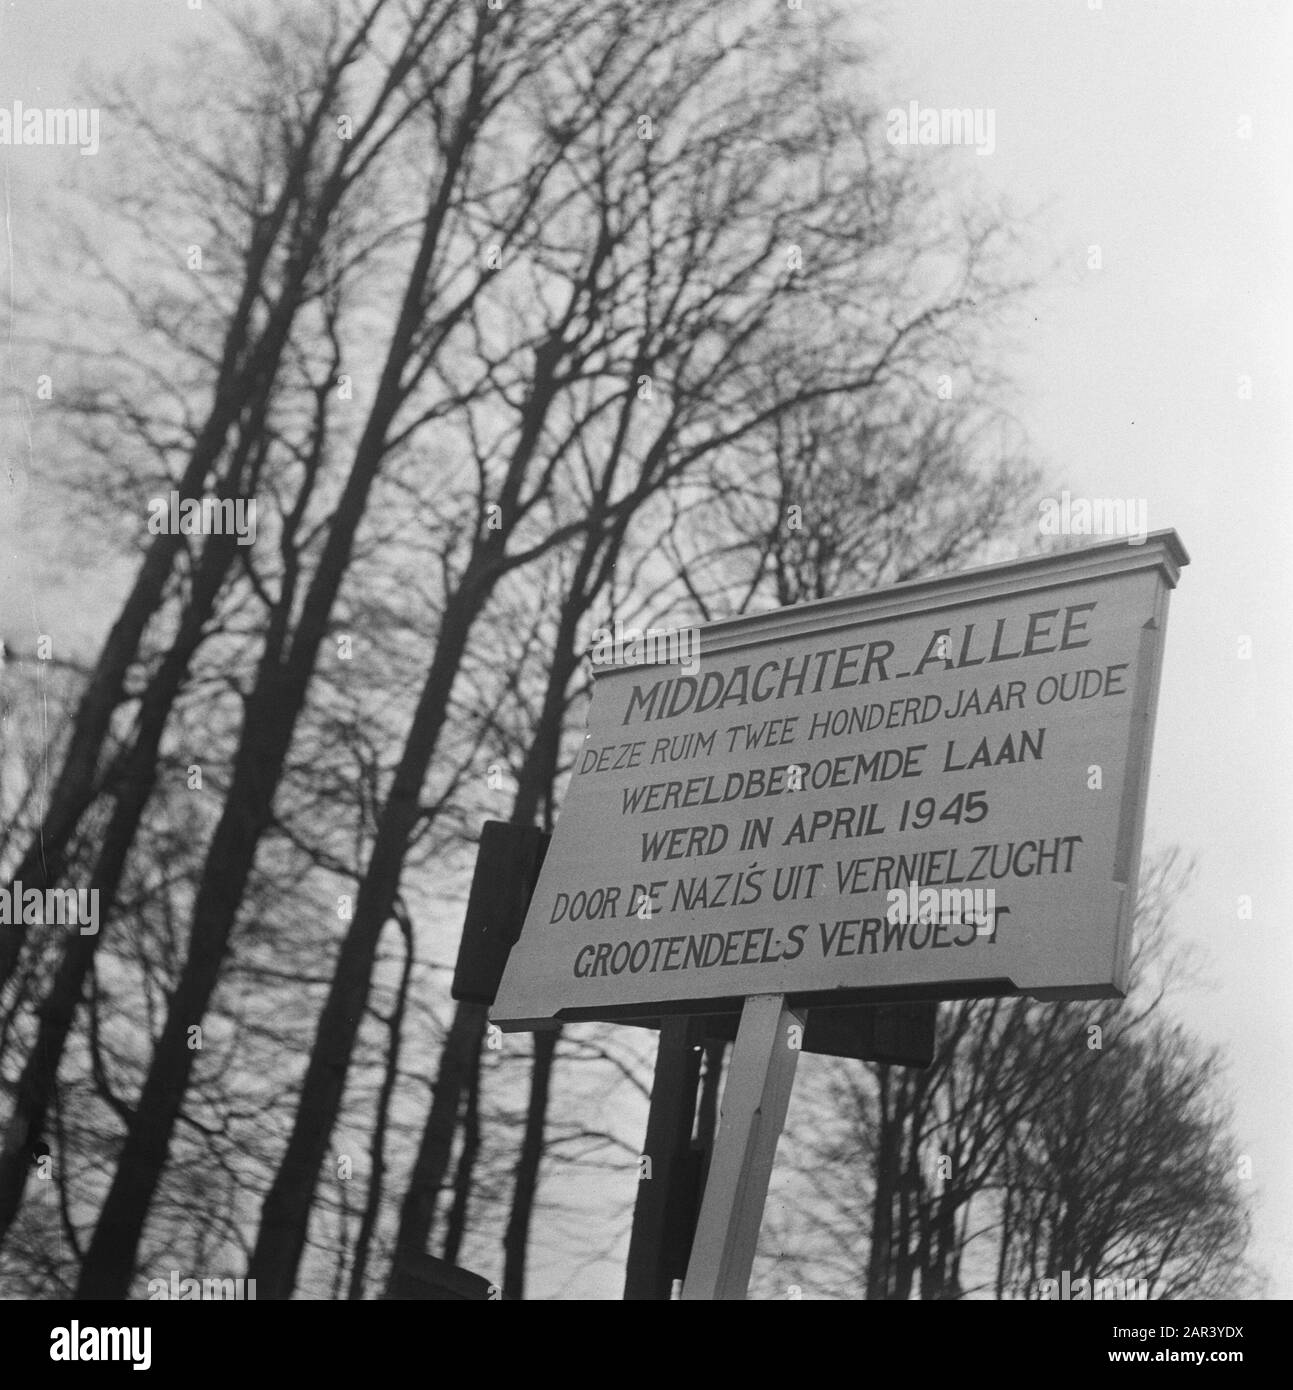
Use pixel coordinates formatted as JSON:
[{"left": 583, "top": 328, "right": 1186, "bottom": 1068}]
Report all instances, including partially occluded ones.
[
  {"left": 681, "top": 994, "right": 802, "bottom": 1301},
  {"left": 623, "top": 1016, "right": 706, "bottom": 1299}
]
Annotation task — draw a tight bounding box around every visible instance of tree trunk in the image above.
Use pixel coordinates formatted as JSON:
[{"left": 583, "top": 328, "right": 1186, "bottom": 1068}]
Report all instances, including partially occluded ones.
[
  {"left": 0, "top": 13, "right": 383, "bottom": 984},
  {"left": 440, "top": 1040, "right": 482, "bottom": 1268},
  {"left": 245, "top": 595, "right": 479, "bottom": 1299},
  {"left": 500, "top": 1027, "right": 559, "bottom": 1300},
  {"left": 75, "top": 87, "right": 494, "bottom": 1295},
  {"left": 865, "top": 1066, "right": 897, "bottom": 1299},
  {"left": 0, "top": 433, "right": 273, "bottom": 1246},
  {"left": 384, "top": 999, "right": 489, "bottom": 1291},
  {"left": 347, "top": 912, "right": 414, "bottom": 1300},
  {"left": 382, "top": 509, "right": 604, "bottom": 1292}
]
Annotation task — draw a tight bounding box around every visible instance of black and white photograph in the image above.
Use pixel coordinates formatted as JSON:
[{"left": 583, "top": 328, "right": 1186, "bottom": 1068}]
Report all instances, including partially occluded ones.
[{"left": 0, "top": 0, "right": 1287, "bottom": 1362}]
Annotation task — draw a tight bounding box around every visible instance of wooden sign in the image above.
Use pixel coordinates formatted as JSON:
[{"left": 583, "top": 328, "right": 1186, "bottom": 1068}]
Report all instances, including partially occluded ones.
[{"left": 492, "top": 533, "right": 1188, "bottom": 1030}]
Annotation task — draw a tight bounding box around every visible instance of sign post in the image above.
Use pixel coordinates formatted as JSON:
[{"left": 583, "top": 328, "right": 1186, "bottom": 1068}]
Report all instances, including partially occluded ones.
[
  {"left": 679, "top": 994, "right": 803, "bottom": 1300},
  {"left": 622, "top": 1016, "right": 707, "bottom": 1299},
  {"left": 490, "top": 532, "right": 1188, "bottom": 1298}
]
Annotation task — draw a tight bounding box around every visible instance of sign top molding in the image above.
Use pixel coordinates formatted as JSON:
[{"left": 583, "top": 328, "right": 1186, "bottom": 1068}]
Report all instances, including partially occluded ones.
[{"left": 593, "top": 530, "right": 1190, "bottom": 672}]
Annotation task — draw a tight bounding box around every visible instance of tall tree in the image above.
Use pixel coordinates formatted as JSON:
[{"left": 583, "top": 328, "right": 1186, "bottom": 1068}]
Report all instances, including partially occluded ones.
[
  {"left": 73, "top": 0, "right": 580, "bottom": 1299},
  {"left": 0, "top": 0, "right": 419, "bottom": 985},
  {"left": 0, "top": 0, "right": 464, "bottom": 1245}
]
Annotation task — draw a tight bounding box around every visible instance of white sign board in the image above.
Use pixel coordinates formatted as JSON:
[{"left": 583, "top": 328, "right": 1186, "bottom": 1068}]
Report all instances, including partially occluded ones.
[{"left": 492, "top": 532, "right": 1188, "bottom": 1029}]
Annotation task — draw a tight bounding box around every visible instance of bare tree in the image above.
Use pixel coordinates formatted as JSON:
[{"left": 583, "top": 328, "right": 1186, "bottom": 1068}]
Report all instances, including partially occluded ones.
[
  {"left": 1, "top": 0, "right": 1064, "bottom": 1305},
  {"left": 759, "top": 852, "right": 1255, "bottom": 1301}
]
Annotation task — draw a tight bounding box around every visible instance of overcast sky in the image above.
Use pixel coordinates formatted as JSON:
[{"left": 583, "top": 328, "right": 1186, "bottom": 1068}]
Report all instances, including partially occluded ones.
[
  {"left": 871, "top": 0, "right": 1293, "bottom": 1297},
  {"left": 1, "top": 0, "right": 1290, "bottom": 1297}
]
